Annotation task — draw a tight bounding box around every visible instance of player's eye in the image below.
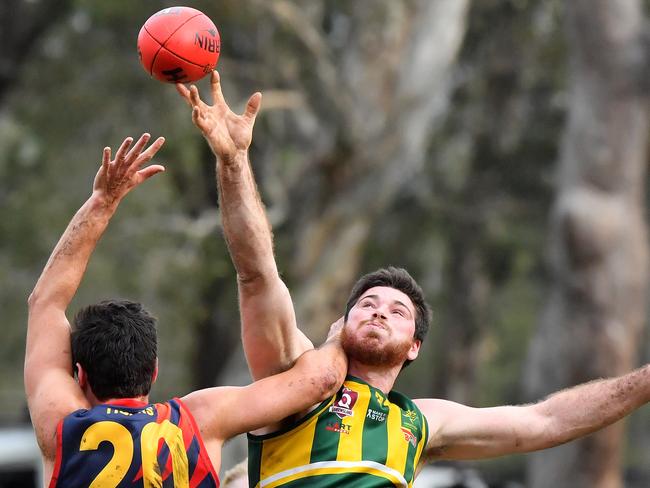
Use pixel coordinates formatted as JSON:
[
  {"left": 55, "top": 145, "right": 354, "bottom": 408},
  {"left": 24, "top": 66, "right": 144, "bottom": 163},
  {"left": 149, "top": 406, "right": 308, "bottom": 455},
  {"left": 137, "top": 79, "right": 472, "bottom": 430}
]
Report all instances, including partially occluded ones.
[{"left": 392, "top": 309, "right": 405, "bottom": 317}]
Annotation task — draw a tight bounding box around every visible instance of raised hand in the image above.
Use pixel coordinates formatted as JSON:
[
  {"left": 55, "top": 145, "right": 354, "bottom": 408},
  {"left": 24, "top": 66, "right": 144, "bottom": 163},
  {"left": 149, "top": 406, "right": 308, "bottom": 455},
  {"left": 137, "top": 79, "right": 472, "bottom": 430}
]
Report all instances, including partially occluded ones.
[
  {"left": 175, "top": 70, "right": 261, "bottom": 162},
  {"left": 93, "top": 133, "right": 165, "bottom": 207}
]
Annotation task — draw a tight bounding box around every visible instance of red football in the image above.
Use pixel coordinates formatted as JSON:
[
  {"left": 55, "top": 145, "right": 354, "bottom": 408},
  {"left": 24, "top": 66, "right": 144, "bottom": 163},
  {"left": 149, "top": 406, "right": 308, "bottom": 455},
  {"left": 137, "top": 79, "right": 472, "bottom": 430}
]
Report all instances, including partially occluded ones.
[{"left": 137, "top": 6, "right": 220, "bottom": 83}]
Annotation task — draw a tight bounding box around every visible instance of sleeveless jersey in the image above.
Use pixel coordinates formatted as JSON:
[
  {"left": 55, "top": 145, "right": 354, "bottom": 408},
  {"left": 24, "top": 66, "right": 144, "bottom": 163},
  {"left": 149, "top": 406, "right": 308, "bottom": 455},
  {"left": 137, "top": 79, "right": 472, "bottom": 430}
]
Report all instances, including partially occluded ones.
[
  {"left": 49, "top": 397, "right": 219, "bottom": 488},
  {"left": 248, "top": 376, "right": 428, "bottom": 488}
]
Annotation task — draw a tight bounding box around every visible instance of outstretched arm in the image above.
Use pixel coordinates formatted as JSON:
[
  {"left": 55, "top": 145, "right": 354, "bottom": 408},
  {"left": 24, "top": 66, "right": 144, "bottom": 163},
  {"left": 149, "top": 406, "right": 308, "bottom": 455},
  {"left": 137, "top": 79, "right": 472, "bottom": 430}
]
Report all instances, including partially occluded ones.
[
  {"left": 417, "top": 364, "right": 650, "bottom": 462},
  {"left": 25, "top": 134, "right": 165, "bottom": 459},
  {"left": 181, "top": 323, "right": 347, "bottom": 442},
  {"left": 176, "top": 72, "right": 312, "bottom": 380}
]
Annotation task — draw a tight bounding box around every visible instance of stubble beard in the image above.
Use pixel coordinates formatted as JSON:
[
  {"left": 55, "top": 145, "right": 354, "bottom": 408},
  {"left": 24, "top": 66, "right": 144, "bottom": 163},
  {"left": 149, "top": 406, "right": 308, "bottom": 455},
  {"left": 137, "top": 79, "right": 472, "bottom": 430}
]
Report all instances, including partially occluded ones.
[{"left": 341, "top": 325, "right": 412, "bottom": 368}]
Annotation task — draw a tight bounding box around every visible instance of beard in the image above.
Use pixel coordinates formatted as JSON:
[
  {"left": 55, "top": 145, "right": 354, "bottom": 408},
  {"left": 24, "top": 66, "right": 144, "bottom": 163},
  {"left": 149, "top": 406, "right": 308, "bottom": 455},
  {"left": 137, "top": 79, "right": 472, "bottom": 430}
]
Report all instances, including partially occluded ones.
[{"left": 341, "top": 325, "right": 413, "bottom": 368}]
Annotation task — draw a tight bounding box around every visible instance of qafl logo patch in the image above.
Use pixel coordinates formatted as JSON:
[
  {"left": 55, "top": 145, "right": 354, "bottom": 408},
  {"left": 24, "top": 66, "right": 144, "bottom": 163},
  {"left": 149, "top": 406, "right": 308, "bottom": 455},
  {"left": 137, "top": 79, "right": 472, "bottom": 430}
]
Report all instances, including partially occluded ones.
[{"left": 329, "top": 387, "right": 358, "bottom": 419}]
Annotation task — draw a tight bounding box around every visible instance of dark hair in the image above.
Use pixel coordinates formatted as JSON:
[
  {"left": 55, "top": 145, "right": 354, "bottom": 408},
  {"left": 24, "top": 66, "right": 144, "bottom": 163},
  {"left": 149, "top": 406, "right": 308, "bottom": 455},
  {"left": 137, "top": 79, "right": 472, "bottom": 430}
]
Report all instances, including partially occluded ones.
[
  {"left": 71, "top": 299, "right": 158, "bottom": 401},
  {"left": 344, "top": 267, "right": 432, "bottom": 365}
]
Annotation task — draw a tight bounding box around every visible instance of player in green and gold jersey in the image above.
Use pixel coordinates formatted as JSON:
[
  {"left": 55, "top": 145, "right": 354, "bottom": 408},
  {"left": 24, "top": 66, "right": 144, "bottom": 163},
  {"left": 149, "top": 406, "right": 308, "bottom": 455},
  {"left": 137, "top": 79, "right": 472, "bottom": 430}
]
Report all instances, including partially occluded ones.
[
  {"left": 245, "top": 267, "right": 431, "bottom": 487},
  {"left": 248, "top": 374, "right": 427, "bottom": 487},
  {"left": 177, "top": 72, "right": 650, "bottom": 488}
]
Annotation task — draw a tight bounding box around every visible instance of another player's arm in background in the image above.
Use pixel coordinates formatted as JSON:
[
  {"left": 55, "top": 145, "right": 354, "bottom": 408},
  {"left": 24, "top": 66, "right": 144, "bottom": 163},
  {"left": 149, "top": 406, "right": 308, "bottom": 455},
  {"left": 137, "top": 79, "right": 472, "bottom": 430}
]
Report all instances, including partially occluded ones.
[
  {"left": 176, "top": 72, "right": 313, "bottom": 381},
  {"left": 181, "top": 326, "right": 347, "bottom": 444},
  {"left": 25, "top": 135, "right": 165, "bottom": 459},
  {"left": 416, "top": 364, "right": 650, "bottom": 463}
]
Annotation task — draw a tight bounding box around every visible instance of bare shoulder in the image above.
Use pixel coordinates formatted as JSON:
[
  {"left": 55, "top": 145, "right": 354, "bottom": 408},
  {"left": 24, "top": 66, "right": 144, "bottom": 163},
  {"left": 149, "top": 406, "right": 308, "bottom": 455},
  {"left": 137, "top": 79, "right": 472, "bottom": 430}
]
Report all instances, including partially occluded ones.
[
  {"left": 412, "top": 398, "right": 475, "bottom": 461},
  {"left": 179, "top": 387, "right": 231, "bottom": 439},
  {"left": 413, "top": 398, "right": 487, "bottom": 451}
]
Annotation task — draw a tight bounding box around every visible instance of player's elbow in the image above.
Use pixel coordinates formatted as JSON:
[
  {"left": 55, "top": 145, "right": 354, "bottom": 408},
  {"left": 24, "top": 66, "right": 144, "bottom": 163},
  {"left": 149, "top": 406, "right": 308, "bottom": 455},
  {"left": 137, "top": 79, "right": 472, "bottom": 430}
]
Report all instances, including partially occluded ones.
[
  {"left": 313, "top": 366, "right": 340, "bottom": 400},
  {"left": 237, "top": 268, "right": 279, "bottom": 289},
  {"left": 27, "top": 288, "right": 39, "bottom": 309},
  {"left": 301, "top": 351, "right": 346, "bottom": 401},
  {"left": 27, "top": 288, "right": 55, "bottom": 312},
  {"left": 26, "top": 289, "right": 47, "bottom": 313},
  {"left": 27, "top": 288, "right": 67, "bottom": 320},
  {"left": 523, "top": 404, "right": 568, "bottom": 451}
]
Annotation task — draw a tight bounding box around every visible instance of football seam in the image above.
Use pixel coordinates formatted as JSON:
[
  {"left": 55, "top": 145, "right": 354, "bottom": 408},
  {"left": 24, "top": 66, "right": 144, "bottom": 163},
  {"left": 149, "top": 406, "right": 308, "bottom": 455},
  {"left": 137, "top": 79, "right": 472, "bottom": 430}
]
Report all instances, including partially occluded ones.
[{"left": 144, "top": 13, "right": 216, "bottom": 75}]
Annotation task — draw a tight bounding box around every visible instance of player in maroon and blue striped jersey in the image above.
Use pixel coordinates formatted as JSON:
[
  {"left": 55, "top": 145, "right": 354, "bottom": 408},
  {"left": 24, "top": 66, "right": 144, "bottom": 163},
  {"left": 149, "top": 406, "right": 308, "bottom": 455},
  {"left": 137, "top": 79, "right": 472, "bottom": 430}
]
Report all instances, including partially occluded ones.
[{"left": 25, "top": 133, "right": 347, "bottom": 487}]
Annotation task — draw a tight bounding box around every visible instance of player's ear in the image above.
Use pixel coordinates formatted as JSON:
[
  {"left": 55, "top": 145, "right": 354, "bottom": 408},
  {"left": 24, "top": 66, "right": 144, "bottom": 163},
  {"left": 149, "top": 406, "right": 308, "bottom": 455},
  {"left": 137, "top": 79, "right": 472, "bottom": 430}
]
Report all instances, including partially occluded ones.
[
  {"left": 407, "top": 340, "right": 421, "bottom": 362},
  {"left": 151, "top": 359, "right": 159, "bottom": 385},
  {"left": 76, "top": 363, "right": 87, "bottom": 388}
]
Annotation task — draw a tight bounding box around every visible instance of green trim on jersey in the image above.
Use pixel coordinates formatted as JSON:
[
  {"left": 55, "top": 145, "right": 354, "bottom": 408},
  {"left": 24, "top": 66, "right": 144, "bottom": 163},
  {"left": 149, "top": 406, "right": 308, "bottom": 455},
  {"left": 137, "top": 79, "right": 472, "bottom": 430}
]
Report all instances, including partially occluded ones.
[{"left": 247, "top": 376, "right": 428, "bottom": 488}]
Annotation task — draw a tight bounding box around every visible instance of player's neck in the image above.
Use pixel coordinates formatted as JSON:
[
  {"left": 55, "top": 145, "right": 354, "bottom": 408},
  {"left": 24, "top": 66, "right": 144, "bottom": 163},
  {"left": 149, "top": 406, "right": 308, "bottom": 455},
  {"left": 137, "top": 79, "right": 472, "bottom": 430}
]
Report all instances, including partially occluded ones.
[
  {"left": 89, "top": 394, "right": 150, "bottom": 407},
  {"left": 347, "top": 360, "right": 400, "bottom": 394},
  {"left": 81, "top": 376, "right": 150, "bottom": 407}
]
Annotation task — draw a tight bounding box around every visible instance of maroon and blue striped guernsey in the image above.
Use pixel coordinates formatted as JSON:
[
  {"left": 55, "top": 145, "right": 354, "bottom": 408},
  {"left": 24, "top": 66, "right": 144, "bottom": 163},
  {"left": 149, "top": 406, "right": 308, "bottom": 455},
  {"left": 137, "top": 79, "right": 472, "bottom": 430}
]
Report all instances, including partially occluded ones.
[{"left": 49, "top": 397, "right": 219, "bottom": 488}]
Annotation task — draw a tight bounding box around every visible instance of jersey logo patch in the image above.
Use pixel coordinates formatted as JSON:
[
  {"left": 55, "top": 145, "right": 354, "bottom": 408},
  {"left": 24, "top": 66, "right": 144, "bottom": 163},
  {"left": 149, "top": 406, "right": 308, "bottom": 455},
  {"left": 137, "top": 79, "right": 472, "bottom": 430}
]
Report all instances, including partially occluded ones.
[
  {"left": 329, "top": 387, "right": 358, "bottom": 419},
  {"left": 402, "top": 409, "right": 418, "bottom": 423},
  {"left": 375, "top": 391, "right": 388, "bottom": 406},
  {"left": 366, "top": 409, "right": 387, "bottom": 422},
  {"left": 401, "top": 427, "right": 417, "bottom": 447}
]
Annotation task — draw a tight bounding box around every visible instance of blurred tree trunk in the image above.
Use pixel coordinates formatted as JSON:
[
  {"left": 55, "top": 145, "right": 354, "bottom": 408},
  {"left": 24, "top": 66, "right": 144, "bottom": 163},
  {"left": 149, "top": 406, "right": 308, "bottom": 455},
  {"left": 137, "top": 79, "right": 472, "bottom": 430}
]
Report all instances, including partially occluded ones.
[
  {"left": 429, "top": 0, "right": 564, "bottom": 405},
  {"left": 282, "top": 0, "right": 471, "bottom": 339},
  {"left": 524, "top": 1, "right": 650, "bottom": 486},
  {"left": 433, "top": 214, "right": 489, "bottom": 403}
]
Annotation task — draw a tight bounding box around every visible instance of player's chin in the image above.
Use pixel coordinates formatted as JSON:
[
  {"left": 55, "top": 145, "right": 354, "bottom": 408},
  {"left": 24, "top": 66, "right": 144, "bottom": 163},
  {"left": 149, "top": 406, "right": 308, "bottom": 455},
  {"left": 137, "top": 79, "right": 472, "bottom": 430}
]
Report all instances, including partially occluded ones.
[
  {"left": 343, "top": 334, "right": 402, "bottom": 367},
  {"left": 361, "top": 328, "right": 384, "bottom": 340}
]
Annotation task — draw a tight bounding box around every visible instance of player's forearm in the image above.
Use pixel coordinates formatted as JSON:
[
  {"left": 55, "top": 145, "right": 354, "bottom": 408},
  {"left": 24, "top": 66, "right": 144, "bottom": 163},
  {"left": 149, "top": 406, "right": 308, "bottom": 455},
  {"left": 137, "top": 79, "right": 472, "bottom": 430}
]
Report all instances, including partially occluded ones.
[
  {"left": 531, "top": 365, "right": 650, "bottom": 448},
  {"left": 216, "top": 150, "right": 278, "bottom": 283},
  {"left": 193, "top": 339, "right": 346, "bottom": 441},
  {"left": 28, "top": 194, "right": 117, "bottom": 311}
]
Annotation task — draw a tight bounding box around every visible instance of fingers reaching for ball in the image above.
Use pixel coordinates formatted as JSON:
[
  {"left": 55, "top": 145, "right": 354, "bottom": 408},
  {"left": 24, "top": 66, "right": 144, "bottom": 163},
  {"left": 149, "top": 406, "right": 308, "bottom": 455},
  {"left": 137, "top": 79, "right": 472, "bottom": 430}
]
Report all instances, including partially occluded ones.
[
  {"left": 209, "top": 70, "right": 227, "bottom": 107},
  {"left": 175, "top": 82, "right": 192, "bottom": 106},
  {"left": 243, "top": 92, "right": 262, "bottom": 124},
  {"left": 93, "top": 134, "right": 166, "bottom": 204},
  {"left": 173, "top": 68, "right": 264, "bottom": 158},
  {"left": 175, "top": 80, "right": 208, "bottom": 113},
  {"left": 175, "top": 71, "right": 219, "bottom": 110},
  {"left": 176, "top": 70, "right": 262, "bottom": 122},
  {"left": 189, "top": 85, "right": 204, "bottom": 108}
]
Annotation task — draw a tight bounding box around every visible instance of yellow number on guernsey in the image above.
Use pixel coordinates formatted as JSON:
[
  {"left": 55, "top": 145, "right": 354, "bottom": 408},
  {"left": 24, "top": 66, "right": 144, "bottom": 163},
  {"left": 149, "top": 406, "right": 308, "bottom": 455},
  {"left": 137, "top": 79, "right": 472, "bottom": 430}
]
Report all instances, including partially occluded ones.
[
  {"left": 80, "top": 421, "right": 133, "bottom": 487},
  {"left": 80, "top": 419, "right": 189, "bottom": 488},
  {"left": 141, "top": 420, "right": 189, "bottom": 487}
]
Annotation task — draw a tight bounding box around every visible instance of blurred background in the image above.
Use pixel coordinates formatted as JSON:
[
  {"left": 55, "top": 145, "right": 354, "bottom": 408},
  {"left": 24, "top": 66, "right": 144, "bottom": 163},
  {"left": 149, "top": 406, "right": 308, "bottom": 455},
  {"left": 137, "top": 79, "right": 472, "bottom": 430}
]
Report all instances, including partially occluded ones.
[{"left": 2, "top": 0, "right": 650, "bottom": 487}]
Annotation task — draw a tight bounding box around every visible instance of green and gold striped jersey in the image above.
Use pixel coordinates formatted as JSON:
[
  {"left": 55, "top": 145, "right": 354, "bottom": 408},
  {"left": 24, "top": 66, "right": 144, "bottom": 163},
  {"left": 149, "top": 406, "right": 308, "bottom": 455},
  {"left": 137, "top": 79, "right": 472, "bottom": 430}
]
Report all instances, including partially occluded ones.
[{"left": 247, "top": 375, "right": 429, "bottom": 487}]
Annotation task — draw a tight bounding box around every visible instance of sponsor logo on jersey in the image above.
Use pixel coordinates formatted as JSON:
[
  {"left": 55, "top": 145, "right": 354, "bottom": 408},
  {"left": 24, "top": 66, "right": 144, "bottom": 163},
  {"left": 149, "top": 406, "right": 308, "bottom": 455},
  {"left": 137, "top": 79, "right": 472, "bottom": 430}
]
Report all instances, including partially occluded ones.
[
  {"left": 366, "top": 409, "right": 387, "bottom": 422},
  {"left": 401, "top": 427, "right": 417, "bottom": 447},
  {"left": 325, "top": 421, "right": 351, "bottom": 435}
]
